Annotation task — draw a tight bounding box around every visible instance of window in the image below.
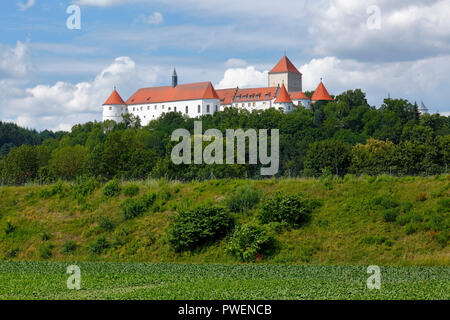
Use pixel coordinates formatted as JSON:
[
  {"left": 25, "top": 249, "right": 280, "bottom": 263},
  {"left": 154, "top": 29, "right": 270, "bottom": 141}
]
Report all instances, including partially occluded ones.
[
  {"left": 162, "top": 105, "right": 165, "bottom": 109},
  {"left": 169, "top": 107, "right": 171, "bottom": 111},
  {"left": 186, "top": 106, "right": 189, "bottom": 114},
  {"left": 109, "top": 107, "right": 112, "bottom": 111},
  {"left": 265, "top": 93, "right": 270, "bottom": 98},
  {"left": 215, "top": 105, "right": 218, "bottom": 112},
  {"left": 248, "top": 103, "right": 251, "bottom": 107},
  {"left": 242, "top": 103, "right": 245, "bottom": 108},
  {"left": 253, "top": 102, "right": 256, "bottom": 107},
  {"left": 140, "top": 106, "right": 143, "bottom": 111},
  {"left": 207, "top": 105, "right": 210, "bottom": 113},
  {"left": 147, "top": 106, "right": 150, "bottom": 110},
  {"left": 133, "top": 107, "right": 136, "bottom": 111},
  {"left": 198, "top": 105, "right": 201, "bottom": 113},
  {"left": 174, "top": 106, "right": 177, "bottom": 112}
]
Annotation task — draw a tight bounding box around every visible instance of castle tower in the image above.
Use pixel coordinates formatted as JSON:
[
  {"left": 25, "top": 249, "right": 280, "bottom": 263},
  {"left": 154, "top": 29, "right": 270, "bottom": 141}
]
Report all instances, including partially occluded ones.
[
  {"left": 418, "top": 100, "right": 429, "bottom": 115},
  {"left": 311, "top": 80, "right": 333, "bottom": 102},
  {"left": 102, "top": 88, "right": 127, "bottom": 122},
  {"left": 268, "top": 56, "right": 302, "bottom": 92},
  {"left": 273, "top": 84, "right": 294, "bottom": 113}
]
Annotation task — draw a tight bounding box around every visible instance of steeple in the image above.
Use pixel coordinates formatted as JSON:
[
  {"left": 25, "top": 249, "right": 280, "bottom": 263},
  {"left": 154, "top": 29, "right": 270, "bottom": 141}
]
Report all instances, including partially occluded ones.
[
  {"left": 172, "top": 67, "right": 178, "bottom": 88},
  {"left": 311, "top": 80, "right": 333, "bottom": 102}
]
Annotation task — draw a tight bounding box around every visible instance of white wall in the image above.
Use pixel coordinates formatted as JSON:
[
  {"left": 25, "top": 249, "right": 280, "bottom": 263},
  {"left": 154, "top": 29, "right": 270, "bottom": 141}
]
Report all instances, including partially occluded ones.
[
  {"left": 127, "top": 98, "right": 221, "bottom": 126},
  {"left": 103, "top": 104, "right": 128, "bottom": 122}
]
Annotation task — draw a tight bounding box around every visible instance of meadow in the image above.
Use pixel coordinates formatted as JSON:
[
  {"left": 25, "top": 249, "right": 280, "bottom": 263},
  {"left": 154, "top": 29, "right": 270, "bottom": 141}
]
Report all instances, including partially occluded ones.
[{"left": 0, "top": 261, "right": 448, "bottom": 300}]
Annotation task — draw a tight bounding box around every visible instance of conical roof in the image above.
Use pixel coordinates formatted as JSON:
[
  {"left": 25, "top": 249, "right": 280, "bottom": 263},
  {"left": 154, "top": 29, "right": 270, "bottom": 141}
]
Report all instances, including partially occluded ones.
[
  {"left": 103, "top": 89, "right": 126, "bottom": 105},
  {"left": 275, "top": 84, "right": 293, "bottom": 103},
  {"left": 311, "top": 81, "right": 333, "bottom": 101}
]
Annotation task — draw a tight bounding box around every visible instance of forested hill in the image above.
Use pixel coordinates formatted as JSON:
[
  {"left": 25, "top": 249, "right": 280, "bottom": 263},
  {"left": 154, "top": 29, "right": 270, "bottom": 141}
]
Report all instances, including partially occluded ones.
[
  {"left": 0, "top": 122, "right": 62, "bottom": 158},
  {"left": 0, "top": 89, "right": 449, "bottom": 184}
]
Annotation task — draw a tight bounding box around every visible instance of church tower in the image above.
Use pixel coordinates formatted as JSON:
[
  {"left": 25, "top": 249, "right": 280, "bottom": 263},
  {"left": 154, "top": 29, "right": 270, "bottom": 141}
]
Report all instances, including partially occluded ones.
[{"left": 268, "top": 56, "right": 302, "bottom": 92}]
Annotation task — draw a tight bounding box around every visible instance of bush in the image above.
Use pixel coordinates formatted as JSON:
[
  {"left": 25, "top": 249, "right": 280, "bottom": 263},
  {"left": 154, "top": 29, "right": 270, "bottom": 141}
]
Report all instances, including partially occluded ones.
[
  {"left": 121, "top": 193, "right": 156, "bottom": 220},
  {"left": 371, "top": 196, "right": 399, "bottom": 209},
  {"left": 4, "top": 221, "right": 16, "bottom": 235},
  {"left": 62, "top": 240, "right": 77, "bottom": 254},
  {"left": 73, "top": 177, "right": 100, "bottom": 203},
  {"left": 124, "top": 184, "right": 140, "bottom": 197},
  {"left": 99, "top": 217, "right": 115, "bottom": 232},
  {"left": 226, "top": 185, "right": 262, "bottom": 213},
  {"left": 168, "top": 204, "right": 234, "bottom": 252},
  {"left": 415, "top": 192, "right": 427, "bottom": 202},
  {"left": 5, "top": 248, "right": 19, "bottom": 259},
  {"left": 404, "top": 223, "right": 418, "bottom": 235},
  {"left": 103, "top": 179, "right": 121, "bottom": 197},
  {"left": 41, "top": 232, "right": 51, "bottom": 241},
  {"left": 227, "top": 223, "right": 276, "bottom": 262},
  {"left": 39, "top": 243, "right": 54, "bottom": 259},
  {"left": 382, "top": 209, "right": 399, "bottom": 222},
  {"left": 258, "top": 192, "right": 313, "bottom": 227},
  {"left": 90, "top": 236, "right": 109, "bottom": 254}
]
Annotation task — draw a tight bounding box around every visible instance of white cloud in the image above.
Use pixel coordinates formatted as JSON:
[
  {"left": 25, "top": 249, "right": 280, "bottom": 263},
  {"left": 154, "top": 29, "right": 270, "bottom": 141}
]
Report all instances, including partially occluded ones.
[
  {"left": 0, "top": 41, "right": 32, "bottom": 78},
  {"left": 216, "top": 66, "right": 268, "bottom": 89},
  {"left": 224, "top": 58, "right": 247, "bottom": 68},
  {"left": 1, "top": 57, "right": 160, "bottom": 131},
  {"left": 17, "top": 0, "right": 35, "bottom": 11},
  {"left": 138, "top": 12, "right": 164, "bottom": 25}
]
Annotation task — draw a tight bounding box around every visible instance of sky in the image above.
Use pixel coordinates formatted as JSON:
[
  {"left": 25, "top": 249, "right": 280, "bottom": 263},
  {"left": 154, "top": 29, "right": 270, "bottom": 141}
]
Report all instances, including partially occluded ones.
[{"left": 0, "top": 0, "right": 449, "bottom": 131}]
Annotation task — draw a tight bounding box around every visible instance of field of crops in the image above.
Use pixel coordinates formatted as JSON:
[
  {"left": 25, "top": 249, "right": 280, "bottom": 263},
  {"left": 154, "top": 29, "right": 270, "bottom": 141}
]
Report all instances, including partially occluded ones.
[{"left": 0, "top": 261, "right": 448, "bottom": 300}]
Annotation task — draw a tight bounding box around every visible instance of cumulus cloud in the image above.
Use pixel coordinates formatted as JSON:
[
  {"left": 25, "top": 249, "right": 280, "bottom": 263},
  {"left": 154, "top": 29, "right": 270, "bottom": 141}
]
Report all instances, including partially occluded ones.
[
  {"left": 1, "top": 57, "right": 160, "bottom": 131},
  {"left": 216, "top": 66, "right": 268, "bottom": 89},
  {"left": 17, "top": 0, "right": 35, "bottom": 11}
]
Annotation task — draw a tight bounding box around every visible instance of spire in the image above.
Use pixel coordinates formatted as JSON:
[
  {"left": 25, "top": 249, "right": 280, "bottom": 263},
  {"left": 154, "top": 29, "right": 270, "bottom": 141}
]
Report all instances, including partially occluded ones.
[
  {"left": 103, "top": 88, "right": 126, "bottom": 105},
  {"left": 311, "top": 80, "right": 333, "bottom": 101},
  {"left": 172, "top": 67, "right": 178, "bottom": 88},
  {"left": 275, "top": 83, "right": 293, "bottom": 103}
]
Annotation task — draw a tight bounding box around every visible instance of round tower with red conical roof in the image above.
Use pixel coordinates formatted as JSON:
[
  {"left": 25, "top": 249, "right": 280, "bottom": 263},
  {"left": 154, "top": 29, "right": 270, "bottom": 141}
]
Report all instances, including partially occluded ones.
[
  {"left": 102, "top": 87, "right": 128, "bottom": 122},
  {"left": 274, "top": 84, "right": 294, "bottom": 112}
]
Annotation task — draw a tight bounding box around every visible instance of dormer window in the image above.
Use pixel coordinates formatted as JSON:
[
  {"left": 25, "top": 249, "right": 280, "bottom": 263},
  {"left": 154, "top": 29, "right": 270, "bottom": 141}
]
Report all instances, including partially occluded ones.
[{"left": 265, "top": 93, "right": 270, "bottom": 98}]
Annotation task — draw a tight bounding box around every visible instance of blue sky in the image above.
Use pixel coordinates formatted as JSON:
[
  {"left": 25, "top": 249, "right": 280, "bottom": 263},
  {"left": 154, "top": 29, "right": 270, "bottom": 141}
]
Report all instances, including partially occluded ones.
[{"left": 1, "top": 0, "right": 449, "bottom": 130}]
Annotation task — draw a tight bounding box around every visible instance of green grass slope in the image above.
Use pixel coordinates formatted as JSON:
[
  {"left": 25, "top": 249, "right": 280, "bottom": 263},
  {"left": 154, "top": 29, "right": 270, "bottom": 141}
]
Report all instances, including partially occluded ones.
[{"left": 0, "top": 175, "right": 448, "bottom": 266}]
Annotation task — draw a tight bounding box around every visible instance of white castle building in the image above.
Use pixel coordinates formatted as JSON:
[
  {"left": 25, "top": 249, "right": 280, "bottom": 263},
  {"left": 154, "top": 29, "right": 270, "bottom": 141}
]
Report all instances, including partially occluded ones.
[{"left": 102, "top": 56, "right": 333, "bottom": 126}]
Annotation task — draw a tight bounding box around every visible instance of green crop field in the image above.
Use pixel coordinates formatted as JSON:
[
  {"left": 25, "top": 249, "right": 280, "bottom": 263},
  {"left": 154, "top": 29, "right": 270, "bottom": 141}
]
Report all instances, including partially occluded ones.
[{"left": 0, "top": 261, "right": 448, "bottom": 300}]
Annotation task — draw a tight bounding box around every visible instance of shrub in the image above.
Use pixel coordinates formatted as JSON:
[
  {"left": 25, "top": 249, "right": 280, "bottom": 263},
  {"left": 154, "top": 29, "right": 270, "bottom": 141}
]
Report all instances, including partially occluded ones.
[
  {"left": 371, "top": 196, "right": 399, "bottom": 209},
  {"left": 73, "top": 177, "right": 99, "bottom": 203},
  {"left": 121, "top": 193, "right": 156, "bottom": 220},
  {"left": 90, "top": 236, "right": 109, "bottom": 254},
  {"left": 5, "top": 248, "right": 19, "bottom": 259},
  {"left": 382, "top": 209, "right": 399, "bottom": 222},
  {"left": 258, "top": 192, "right": 313, "bottom": 227},
  {"left": 415, "top": 192, "right": 427, "bottom": 202},
  {"left": 41, "top": 232, "right": 51, "bottom": 241},
  {"left": 124, "top": 184, "right": 140, "bottom": 197},
  {"left": 227, "top": 223, "right": 276, "bottom": 262},
  {"left": 103, "top": 179, "right": 121, "bottom": 197},
  {"left": 99, "top": 217, "right": 115, "bottom": 232},
  {"left": 4, "top": 221, "right": 16, "bottom": 235},
  {"left": 39, "top": 243, "right": 54, "bottom": 259},
  {"left": 62, "top": 240, "right": 77, "bottom": 254},
  {"left": 404, "top": 223, "right": 418, "bottom": 235},
  {"left": 362, "top": 235, "right": 387, "bottom": 245},
  {"left": 226, "top": 185, "right": 262, "bottom": 213},
  {"left": 435, "top": 232, "right": 448, "bottom": 248},
  {"left": 168, "top": 204, "right": 234, "bottom": 252}
]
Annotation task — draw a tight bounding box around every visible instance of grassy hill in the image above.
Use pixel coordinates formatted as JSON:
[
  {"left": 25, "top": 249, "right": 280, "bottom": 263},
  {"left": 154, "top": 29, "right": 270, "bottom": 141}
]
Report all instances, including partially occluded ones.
[{"left": 0, "top": 175, "right": 448, "bottom": 266}]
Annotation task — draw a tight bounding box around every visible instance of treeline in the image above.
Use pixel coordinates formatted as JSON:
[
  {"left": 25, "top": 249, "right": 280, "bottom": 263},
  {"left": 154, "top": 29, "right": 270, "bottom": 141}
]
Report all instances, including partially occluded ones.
[
  {"left": 0, "top": 89, "right": 449, "bottom": 185},
  {"left": 0, "top": 122, "right": 62, "bottom": 158}
]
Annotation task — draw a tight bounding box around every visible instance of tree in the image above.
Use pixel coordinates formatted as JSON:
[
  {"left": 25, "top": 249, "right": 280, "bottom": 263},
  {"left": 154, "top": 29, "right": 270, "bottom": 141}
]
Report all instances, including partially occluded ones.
[
  {"left": 351, "top": 139, "right": 395, "bottom": 175},
  {"left": 304, "top": 139, "right": 352, "bottom": 176},
  {"left": 49, "top": 145, "right": 88, "bottom": 180},
  {"left": 0, "top": 145, "right": 39, "bottom": 185}
]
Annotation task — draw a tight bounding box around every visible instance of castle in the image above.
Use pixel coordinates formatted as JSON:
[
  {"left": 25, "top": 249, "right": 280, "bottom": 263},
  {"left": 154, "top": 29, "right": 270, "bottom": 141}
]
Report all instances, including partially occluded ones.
[{"left": 102, "top": 56, "right": 333, "bottom": 126}]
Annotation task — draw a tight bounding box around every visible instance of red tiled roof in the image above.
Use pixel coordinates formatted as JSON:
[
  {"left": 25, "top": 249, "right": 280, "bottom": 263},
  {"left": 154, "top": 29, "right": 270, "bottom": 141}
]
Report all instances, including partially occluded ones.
[
  {"left": 289, "top": 91, "right": 310, "bottom": 100},
  {"left": 103, "top": 89, "right": 126, "bottom": 105},
  {"left": 126, "top": 82, "right": 219, "bottom": 105},
  {"left": 233, "top": 87, "right": 278, "bottom": 103},
  {"left": 274, "top": 84, "right": 293, "bottom": 103},
  {"left": 311, "top": 81, "right": 333, "bottom": 101},
  {"left": 269, "top": 56, "right": 302, "bottom": 75},
  {"left": 216, "top": 88, "right": 238, "bottom": 105}
]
